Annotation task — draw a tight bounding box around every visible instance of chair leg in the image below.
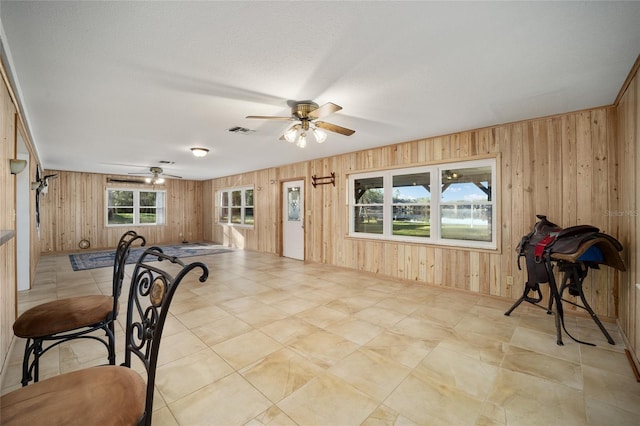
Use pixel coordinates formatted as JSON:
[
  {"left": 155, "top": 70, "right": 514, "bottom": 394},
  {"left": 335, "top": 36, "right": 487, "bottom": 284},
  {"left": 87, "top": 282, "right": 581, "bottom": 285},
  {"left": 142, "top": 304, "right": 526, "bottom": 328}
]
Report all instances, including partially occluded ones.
[
  {"left": 106, "top": 322, "right": 116, "bottom": 365},
  {"left": 21, "top": 338, "right": 43, "bottom": 386}
]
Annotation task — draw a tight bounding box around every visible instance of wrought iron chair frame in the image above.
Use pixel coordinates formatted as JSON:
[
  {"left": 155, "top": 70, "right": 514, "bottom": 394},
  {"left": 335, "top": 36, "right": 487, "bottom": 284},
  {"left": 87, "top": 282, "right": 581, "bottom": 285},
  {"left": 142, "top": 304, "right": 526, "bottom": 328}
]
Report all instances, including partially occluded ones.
[
  {"left": 1, "top": 247, "right": 209, "bottom": 425},
  {"left": 16, "top": 230, "right": 145, "bottom": 385}
]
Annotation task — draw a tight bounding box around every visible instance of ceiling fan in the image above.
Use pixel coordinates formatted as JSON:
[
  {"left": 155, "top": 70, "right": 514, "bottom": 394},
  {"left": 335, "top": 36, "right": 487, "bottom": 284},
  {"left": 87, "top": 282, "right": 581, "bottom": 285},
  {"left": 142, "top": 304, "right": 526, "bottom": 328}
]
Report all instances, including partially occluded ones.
[
  {"left": 246, "top": 100, "right": 355, "bottom": 148},
  {"left": 128, "top": 166, "right": 182, "bottom": 184}
]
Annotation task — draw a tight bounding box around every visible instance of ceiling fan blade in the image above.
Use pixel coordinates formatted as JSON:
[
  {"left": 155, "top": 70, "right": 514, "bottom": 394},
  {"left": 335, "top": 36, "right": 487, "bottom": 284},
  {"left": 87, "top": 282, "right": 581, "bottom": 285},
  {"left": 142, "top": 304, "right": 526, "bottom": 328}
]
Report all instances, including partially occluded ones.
[
  {"left": 315, "top": 121, "right": 355, "bottom": 136},
  {"left": 308, "top": 102, "right": 342, "bottom": 119},
  {"left": 163, "top": 174, "right": 183, "bottom": 179},
  {"left": 246, "top": 115, "right": 293, "bottom": 120}
]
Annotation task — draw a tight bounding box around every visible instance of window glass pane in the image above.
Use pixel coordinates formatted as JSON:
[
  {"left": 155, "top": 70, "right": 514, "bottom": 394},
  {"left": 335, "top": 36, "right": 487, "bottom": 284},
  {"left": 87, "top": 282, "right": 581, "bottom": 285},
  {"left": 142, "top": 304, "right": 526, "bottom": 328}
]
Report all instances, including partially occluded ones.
[
  {"left": 231, "top": 207, "right": 242, "bottom": 224},
  {"left": 221, "top": 191, "right": 229, "bottom": 207},
  {"left": 140, "top": 207, "right": 157, "bottom": 224},
  {"left": 219, "top": 207, "right": 229, "bottom": 223},
  {"left": 354, "top": 177, "right": 383, "bottom": 204},
  {"left": 353, "top": 206, "right": 384, "bottom": 234},
  {"left": 139, "top": 192, "right": 157, "bottom": 207},
  {"left": 231, "top": 190, "right": 242, "bottom": 206},
  {"left": 392, "top": 205, "right": 430, "bottom": 237},
  {"left": 108, "top": 190, "right": 133, "bottom": 207},
  {"left": 245, "top": 207, "right": 254, "bottom": 225},
  {"left": 287, "top": 188, "right": 301, "bottom": 221},
  {"left": 441, "top": 166, "right": 491, "bottom": 202},
  {"left": 392, "top": 172, "right": 430, "bottom": 238},
  {"left": 392, "top": 173, "right": 430, "bottom": 203},
  {"left": 245, "top": 189, "right": 254, "bottom": 207},
  {"left": 108, "top": 207, "right": 134, "bottom": 225},
  {"left": 440, "top": 205, "right": 492, "bottom": 241},
  {"left": 155, "top": 192, "right": 165, "bottom": 224}
]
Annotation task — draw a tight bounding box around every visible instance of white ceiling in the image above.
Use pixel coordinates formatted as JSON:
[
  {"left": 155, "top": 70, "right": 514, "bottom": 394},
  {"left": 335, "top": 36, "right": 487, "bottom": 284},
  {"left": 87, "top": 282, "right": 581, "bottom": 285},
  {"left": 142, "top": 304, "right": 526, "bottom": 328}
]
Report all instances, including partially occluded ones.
[{"left": 1, "top": 1, "right": 639, "bottom": 180}]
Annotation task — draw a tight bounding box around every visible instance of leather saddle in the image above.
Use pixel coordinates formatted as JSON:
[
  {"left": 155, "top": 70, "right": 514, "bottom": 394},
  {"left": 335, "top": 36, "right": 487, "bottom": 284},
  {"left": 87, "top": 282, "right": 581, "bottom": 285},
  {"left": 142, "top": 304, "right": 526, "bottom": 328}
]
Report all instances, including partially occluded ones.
[{"left": 516, "top": 215, "right": 625, "bottom": 303}]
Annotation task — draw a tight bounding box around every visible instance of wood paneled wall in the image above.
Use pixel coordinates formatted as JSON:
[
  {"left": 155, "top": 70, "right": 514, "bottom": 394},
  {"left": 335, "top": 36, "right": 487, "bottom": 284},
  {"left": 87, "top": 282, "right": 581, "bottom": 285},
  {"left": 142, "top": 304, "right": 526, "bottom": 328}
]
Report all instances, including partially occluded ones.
[
  {"left": 38, "top": 171, "right": 205, "bottom": 252},
  {"left": 0, "top": 72, "right": 17, "bottom": 374},
  {"left": 616, "top": 58, "right": 639, "bottom": 360},
  {"left": 206, "top": 106, "right": 624, "bottom": 321}
]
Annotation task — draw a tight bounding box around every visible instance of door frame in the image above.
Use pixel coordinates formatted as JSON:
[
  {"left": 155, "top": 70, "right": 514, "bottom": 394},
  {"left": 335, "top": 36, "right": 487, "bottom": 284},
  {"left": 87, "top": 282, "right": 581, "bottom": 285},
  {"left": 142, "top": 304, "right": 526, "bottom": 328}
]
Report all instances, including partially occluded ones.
[{"left": 279, "top": 177, "right": 306, "bottom": 259}]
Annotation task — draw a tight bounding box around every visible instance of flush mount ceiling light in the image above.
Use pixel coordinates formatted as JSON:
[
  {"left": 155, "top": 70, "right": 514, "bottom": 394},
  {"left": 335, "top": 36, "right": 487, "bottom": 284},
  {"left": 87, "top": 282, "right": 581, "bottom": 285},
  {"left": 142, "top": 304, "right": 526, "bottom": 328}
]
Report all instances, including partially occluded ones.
[
  {"left": 246, "top": 100, "right": 355, "bottom": 148},
  {"left": 190, "top": 147, "right": 209, "bottom": 157}
]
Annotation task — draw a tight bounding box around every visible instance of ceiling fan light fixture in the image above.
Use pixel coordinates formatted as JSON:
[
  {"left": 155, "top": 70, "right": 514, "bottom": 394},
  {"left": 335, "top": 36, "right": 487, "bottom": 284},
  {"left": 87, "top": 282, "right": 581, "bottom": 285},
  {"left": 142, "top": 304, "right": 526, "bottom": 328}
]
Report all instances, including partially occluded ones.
[
  {"left": 190, "top": 147, "right": 209, "bottom": 157},
  {"left": 284, "top": 127, "right": 298, "bottom": 143},
  {"left": 312, "top": 127, "right": 327, "bottom": 143},
  {"left": 296, "top": 132, "right": 307, "bottom": 148}
]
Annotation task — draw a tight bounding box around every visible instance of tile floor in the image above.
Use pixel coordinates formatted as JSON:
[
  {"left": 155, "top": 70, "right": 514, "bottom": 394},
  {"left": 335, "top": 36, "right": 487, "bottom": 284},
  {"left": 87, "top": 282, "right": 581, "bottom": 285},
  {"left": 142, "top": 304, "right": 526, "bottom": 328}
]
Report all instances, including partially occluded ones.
[{"left": 2, "top": 249, "right": 640, "bottom": 425}]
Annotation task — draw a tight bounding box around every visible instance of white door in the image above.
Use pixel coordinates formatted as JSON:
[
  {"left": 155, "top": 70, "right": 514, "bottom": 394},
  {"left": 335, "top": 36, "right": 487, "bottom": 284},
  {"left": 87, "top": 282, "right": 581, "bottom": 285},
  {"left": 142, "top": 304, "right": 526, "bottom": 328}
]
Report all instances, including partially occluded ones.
[{"left": 282, "top": 180, "right": 304, "bottom": 260}]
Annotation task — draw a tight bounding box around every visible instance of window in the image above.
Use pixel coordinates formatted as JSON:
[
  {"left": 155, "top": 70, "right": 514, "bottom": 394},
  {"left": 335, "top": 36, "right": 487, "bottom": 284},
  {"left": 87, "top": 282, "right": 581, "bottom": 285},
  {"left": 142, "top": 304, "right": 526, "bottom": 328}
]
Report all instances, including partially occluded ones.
[
  {"left": 106, "top": 189, "right": 165, "bottom": 226},
  {"left": 218, "top": 186, "right": 254, "bottom": 226},
  {"left": 349, "top": 158, "right": 496, "bottom": 249}
]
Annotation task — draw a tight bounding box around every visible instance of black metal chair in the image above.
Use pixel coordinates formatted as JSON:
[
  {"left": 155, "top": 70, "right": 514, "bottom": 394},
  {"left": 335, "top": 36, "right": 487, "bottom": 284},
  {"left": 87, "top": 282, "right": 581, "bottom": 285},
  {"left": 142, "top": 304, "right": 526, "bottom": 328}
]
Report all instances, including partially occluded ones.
[
  {"left": 1, "top": 247, "right": 209, "bottom": 425},
  {"left": 12, "top": 231, "right": 145, "bottom": 385}
]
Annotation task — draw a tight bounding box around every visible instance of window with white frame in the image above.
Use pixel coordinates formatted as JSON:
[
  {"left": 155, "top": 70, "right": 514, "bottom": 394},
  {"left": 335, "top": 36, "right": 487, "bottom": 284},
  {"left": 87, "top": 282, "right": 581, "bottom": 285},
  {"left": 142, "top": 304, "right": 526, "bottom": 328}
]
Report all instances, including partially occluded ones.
[
  {"left": 218, "top": 186, "right": 254, "bottom": 226},
  {"left": 106, "top": 189, "right": 165, "bottom": 226},
  {"left": 348, "top": 158, "right": 496, "bottom": 249}
]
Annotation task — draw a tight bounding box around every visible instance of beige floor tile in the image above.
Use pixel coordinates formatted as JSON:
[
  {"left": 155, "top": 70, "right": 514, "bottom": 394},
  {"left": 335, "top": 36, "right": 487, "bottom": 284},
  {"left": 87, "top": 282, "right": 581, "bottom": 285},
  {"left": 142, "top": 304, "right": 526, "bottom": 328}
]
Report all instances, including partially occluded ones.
[
  {"left": 156, "top": 348, "right": 234, "bottom": 403},
  {"left": 585, "top": 398, "right": 640, "bottom": 426},
  {"left": 4, "top": 250, "right": 638, "bottom": 426},
  {"left": 294, "top": 305, "right": 349, "bottom": 328},
  {"left": 582, "top": 364, "right": 640, "bottom": 415},
  {"left": 324, "top": 317, "right": 384, "bottom": 345},
  {"left": 259, "top": 317, "right": 321, "bottom": 345},
  {"left": 169, "top": 373, "right": 272, "bottom": 425},
  {"left": 247, "top": 405, "right": 297, "bottom": 426},
  {"left": 413, "top": 345, "right": 499, "bottom": 400},
  {"left": 488, "top": 368, "right": 586, "bottom": 425},
  {"left": 241, "top": 347, "right": 325, "bottom": 403},
  {"left": 437, "top": 329, "right": 508, "bottom": 366},
  {"left": 289, "top": 329, "right": 358, "bottom": 368},
  {"left": 330, "top": 347, "right": 411, "bottom": 402},
  {"left": 277, "top": 372, "right": 379, "bottom": 426},
  {"left": 156, "top": 330, "right": 209, "bottom": 367},
  {"left": 384, "top": 373, "right": 484, "bottom": 425},
  {"left": 191, "top": 314, "right": 253, "bottom": 347},
  {"left": 501, "top": 344, "right": 583, "bottom": 390},
  {"left": 509, "top": 325, "right": 582, "bottom": 363},
  {"left": 364, "top": 330, "right": 435, "bottom": 368},
  {"left": 361, "top": 405, "right": 419, "bottom": 426},
  {"left": 213, "top": 329, "right": 282, "bottom": 370}
]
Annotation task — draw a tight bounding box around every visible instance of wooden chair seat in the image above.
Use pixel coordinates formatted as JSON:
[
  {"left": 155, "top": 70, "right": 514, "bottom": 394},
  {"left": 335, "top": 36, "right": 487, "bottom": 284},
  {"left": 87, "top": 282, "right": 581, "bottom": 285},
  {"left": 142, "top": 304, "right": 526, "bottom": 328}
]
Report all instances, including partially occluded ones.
[
  {"left": 0, "top": 365, "right": 145, "bottom": 425},
  {"left": 13, "top": 295, "right": 114, "bottom": 338}
]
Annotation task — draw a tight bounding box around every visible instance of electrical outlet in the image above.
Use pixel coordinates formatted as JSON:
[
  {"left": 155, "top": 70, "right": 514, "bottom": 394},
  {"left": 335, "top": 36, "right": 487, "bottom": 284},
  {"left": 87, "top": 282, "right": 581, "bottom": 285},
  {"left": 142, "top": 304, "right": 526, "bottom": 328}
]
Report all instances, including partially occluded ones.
[{"left": 506, "top": 276, "right": 514, "bottom": 286}]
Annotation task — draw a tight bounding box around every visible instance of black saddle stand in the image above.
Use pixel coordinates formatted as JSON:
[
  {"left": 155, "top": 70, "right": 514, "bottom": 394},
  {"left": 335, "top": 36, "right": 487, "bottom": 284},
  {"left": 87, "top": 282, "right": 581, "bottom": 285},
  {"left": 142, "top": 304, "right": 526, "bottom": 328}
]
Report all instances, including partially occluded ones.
[
  {"left": 556, "top": 261, "right": 615, "bottom": 345},
  {"left": 505, "top": 258, "right": 615, "bottom": 346}
]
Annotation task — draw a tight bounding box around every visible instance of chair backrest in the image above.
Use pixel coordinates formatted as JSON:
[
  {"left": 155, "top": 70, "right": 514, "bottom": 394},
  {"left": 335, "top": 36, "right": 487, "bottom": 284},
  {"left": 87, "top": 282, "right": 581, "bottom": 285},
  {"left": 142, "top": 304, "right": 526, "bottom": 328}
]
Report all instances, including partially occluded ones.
[
  {"left": 110, "top": 231, "right": 146, "bottom": 320},
  {"left": 121, "top": 247, "right": 209, "bottom": 426}
]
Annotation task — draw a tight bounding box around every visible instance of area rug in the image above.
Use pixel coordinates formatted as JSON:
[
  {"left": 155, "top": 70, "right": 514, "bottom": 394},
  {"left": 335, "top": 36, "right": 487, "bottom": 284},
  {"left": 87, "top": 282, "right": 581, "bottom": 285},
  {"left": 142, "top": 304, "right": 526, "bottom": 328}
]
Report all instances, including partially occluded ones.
[{"left": 69, "top": 243, "right": 232, "bottom": 271}]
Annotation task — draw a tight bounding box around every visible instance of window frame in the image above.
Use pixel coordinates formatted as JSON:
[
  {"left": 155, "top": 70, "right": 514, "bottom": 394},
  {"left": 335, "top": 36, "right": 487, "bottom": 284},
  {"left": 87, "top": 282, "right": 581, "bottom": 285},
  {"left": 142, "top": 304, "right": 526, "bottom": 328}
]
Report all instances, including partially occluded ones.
[
  {"left": 105, "top": 188, "right": 166, "bottom": 227},
  {"left": 217, "top": 186, "right": 254, "bottom": 228},
  {"left": 348, "top": 158, "right": 497, "bottom": 249}
]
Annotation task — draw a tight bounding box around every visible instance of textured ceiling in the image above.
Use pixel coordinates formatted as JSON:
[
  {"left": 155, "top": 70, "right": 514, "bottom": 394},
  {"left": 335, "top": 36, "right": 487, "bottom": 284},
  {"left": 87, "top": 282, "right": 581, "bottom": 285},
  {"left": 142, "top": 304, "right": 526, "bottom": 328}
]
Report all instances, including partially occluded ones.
[{"left": 1, "top": 1, "right": 639, "bottom": 180}]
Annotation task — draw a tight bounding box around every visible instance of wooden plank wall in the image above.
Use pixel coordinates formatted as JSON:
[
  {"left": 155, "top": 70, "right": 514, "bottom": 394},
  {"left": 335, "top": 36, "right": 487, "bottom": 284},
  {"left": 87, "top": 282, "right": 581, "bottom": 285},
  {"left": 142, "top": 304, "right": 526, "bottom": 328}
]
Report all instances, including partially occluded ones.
[
  {"left": 206, "top": 106, "right": 624, "bottom": 320},
  {"left": 38, "top": 171, "right": 204, "bottom": 252},
  {"left": 616, "top": 61, "right": 639, "bottom": 359},
  {"left": 0, "top": 78, "right": 17, "bottom": 372}
]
